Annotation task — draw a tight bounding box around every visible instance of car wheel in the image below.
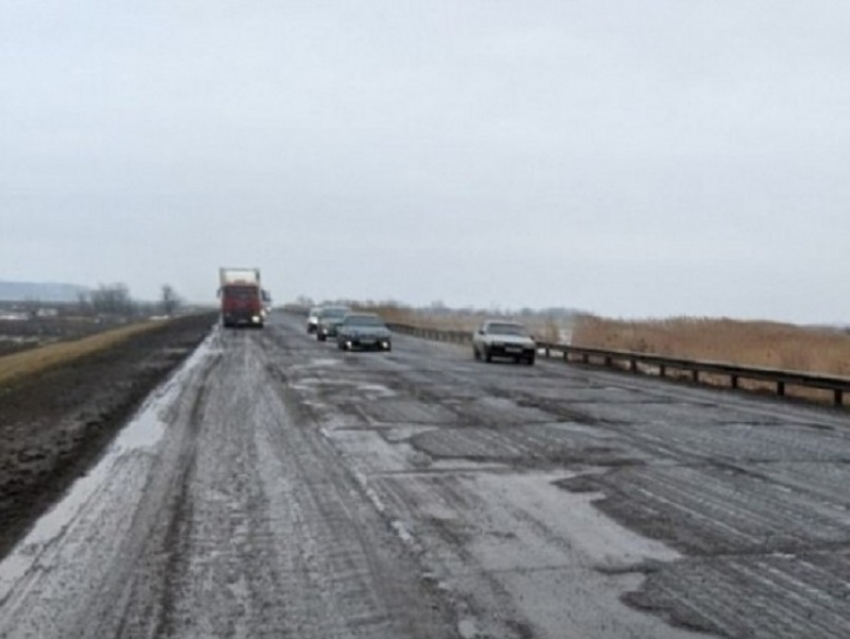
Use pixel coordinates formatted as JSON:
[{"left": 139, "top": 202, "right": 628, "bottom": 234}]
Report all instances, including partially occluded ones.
[
  {"left": 318, "top": 333, "right": 326, "bottom": 342},
  {"left": 526, "top": 356, "right": 535, "bottom": 366}
]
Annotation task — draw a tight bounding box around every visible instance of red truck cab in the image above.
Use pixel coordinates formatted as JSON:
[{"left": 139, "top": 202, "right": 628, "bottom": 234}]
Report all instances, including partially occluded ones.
[{"left": 219, "top": 267, "right": 264, "bottom": 329}]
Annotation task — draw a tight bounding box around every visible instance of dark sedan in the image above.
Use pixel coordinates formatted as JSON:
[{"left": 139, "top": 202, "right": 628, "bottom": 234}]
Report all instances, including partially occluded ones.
[{"left": 336, "top": 313, "right": 392, "bottom": 351}]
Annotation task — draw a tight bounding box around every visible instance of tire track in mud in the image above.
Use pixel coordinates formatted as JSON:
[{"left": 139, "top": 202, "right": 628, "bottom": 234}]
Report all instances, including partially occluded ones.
[
  {"left": 114, "top": 330, "right": 460, "bottom": 639},
  {"left": 0, "top": 335, "right": 221, "bottom": 639},
  {"left": 73, "top": 347, "right": 222, "bottom": 639}
]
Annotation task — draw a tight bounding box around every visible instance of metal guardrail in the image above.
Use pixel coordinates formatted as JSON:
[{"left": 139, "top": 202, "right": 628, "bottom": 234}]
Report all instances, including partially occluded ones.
[{"left": 387, "top": 323, "right": 850, "bottom": 407}]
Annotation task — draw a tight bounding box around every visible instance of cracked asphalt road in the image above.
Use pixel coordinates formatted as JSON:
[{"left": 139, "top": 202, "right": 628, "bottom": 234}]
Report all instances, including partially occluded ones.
[{"left": 2, "top": 311, "right": 849, "bottom": 638}]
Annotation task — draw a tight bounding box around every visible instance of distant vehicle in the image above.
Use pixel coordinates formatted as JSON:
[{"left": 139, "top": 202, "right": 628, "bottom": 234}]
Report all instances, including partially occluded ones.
[
  {"left": 315, "top": 306, "right": 350, "bottom": 341},
  {"left": 472, "top": 320, "right": 536, "bottom": 365},
  {"left": 337, "top": 313, "right": 392, "bottom": 351},
  {"left": 261, "top": 289, "right": 273, "bottom": 316},
  {"left": 306, "top": 306, "right": 322, "bottom": 333},
  {"left": 218, "top": 267, "right": 264, "bottom": 329}
]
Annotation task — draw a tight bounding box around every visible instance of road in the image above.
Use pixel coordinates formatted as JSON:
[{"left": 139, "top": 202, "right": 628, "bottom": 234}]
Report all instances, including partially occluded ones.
[{"left": 1, "top": 312, "right": 849, "bottom": 638}]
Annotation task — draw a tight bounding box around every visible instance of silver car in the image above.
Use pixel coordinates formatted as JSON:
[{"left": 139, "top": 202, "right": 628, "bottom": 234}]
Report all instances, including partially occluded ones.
[
  {"left": 316, "top": 306, "right": 350, "bottom": 341},
  {"left": 472, "top": 320, "right": 536, "bottom": 365},
  {"left": 306, "top": 306, "right": 321, "bottom": 333}
]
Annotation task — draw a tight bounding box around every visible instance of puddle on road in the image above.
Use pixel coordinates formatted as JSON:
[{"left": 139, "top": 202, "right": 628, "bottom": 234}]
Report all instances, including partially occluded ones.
[
  {"left": 0, "top": 336, "right": 215, "bottom": 602},
  {"left": 290, "top": 377, "right": 396, "bottom": 401},
  {"left": 289, "top": 358, "right": 343, "bottom": 373},
  {"left": 355, "top": 383, "right": 396, "bottom": 398}
]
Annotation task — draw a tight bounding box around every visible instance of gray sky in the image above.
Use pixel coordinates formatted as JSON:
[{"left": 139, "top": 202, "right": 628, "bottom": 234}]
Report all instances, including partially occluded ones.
[{"left": 2, "top": 1, "right": 848, "bottom": 323}]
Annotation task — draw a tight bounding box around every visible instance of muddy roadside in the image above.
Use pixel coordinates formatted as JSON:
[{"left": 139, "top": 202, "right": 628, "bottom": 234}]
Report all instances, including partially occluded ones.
[{"left": 0, "top": 313, "right": 216, "bottom": 559}]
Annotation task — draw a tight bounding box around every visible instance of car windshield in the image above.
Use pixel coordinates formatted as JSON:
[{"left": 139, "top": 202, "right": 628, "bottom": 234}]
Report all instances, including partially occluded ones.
[
  {"left": 223, "top": 286, "right": 258, "bottom": 300},
  {"left": 345, "top": 315, "right": 385, "bottom": 327},
  {"left": 487, "top": 323, "right": 528, "bottom": 336},
  {"left": 320, "top": 307, "right": 349, "bottom": 319}
]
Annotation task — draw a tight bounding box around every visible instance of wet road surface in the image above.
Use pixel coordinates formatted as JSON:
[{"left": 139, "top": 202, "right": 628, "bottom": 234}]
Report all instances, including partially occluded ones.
[{"left": 2, "top": 311, "right": 849, "bottom": 638}]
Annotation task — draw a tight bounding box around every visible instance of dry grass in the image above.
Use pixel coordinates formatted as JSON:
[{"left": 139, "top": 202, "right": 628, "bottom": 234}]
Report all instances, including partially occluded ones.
[
  {"left": 573, "top": 316, "right": 850, "bottom": 375},
  {"left": 0, "top": 321, "right": 162, "bottom": 387},
  {"left": 572, "top": 316, "right": 850, "bottom": 403}
]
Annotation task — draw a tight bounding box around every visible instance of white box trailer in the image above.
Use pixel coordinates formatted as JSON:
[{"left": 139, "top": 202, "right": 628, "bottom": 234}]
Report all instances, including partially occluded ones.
[{"left": 219, "top": 267, "right": 261, "bottom": 287}]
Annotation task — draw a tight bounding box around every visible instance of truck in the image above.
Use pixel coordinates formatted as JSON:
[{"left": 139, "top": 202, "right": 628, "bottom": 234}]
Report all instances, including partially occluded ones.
[{"left": 218, "top": 267, "right": 264, "bottom": 328}]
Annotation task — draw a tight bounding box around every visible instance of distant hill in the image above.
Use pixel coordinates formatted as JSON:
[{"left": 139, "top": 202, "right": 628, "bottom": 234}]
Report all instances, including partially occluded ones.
[{"left": 0, "top": 281, "right": 89, "bottom": 303}]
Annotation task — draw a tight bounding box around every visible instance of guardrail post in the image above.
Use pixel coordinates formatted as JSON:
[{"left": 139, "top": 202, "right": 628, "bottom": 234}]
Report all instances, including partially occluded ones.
[
  {"left": 630, "top": 358, "right": 637, "bottom": 373},
  {"left": 659, "top": 364, "right": 666, "bottom": 378},
  {"left": 692, "top": 369, "right": 699, "bottom": 383},
  {"left": 604, "top": 356, "right": 612, "bottom": 367},
  {"left": 777, "top": 381, "right": 785, "bottom": 397},
  {"left": 835, "top": 390, "right": 844, "bottom": 406},
  {"left": 582, "top": 353, "right": 589, "bottom": 364},
  {"left": 731, "top": 375, "right": 739, "bottom": 389}
]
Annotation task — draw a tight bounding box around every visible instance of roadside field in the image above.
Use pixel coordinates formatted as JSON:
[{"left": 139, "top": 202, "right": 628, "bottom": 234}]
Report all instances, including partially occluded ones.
[
  {"left": 572, "top": 316, "right": 850, "bottom": 403},
  {"left": 0, "top": 321, "right": 165, "bottom": 387},
  {"left": 0, "top": 315, "right": 128, "bottom": 357},
  {"left": 0, "top": 313, "right": 215, "bottom": 558},
  {"left": 572, "top": 316, "right": 850, "bottom": 376}
]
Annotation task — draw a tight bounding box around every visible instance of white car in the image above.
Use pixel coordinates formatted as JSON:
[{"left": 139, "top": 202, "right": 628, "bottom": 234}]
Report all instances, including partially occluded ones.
[
  {"left": 306, "top": 306, "right": 321, "bottom": 333},
  {"left": 472, "top": 320, "right": 537, "bottom": 365}
]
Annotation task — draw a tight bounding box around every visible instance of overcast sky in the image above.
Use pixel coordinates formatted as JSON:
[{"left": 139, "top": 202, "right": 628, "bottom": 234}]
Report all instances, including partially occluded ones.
[{"left": 2, "top": 1, "right": 848, "bottom": 322}]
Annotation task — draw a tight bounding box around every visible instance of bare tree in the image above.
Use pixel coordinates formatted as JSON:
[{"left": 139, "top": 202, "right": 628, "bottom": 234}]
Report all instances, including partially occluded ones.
[
  {"left": 76, "top": 291, "right": 92, "bottom": 316},
  {"left": 90, "top": 283, "right": 135, "bottom": 317},
  {"left": 161, "top": 284, "right": 181, "bottom": 317}
]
